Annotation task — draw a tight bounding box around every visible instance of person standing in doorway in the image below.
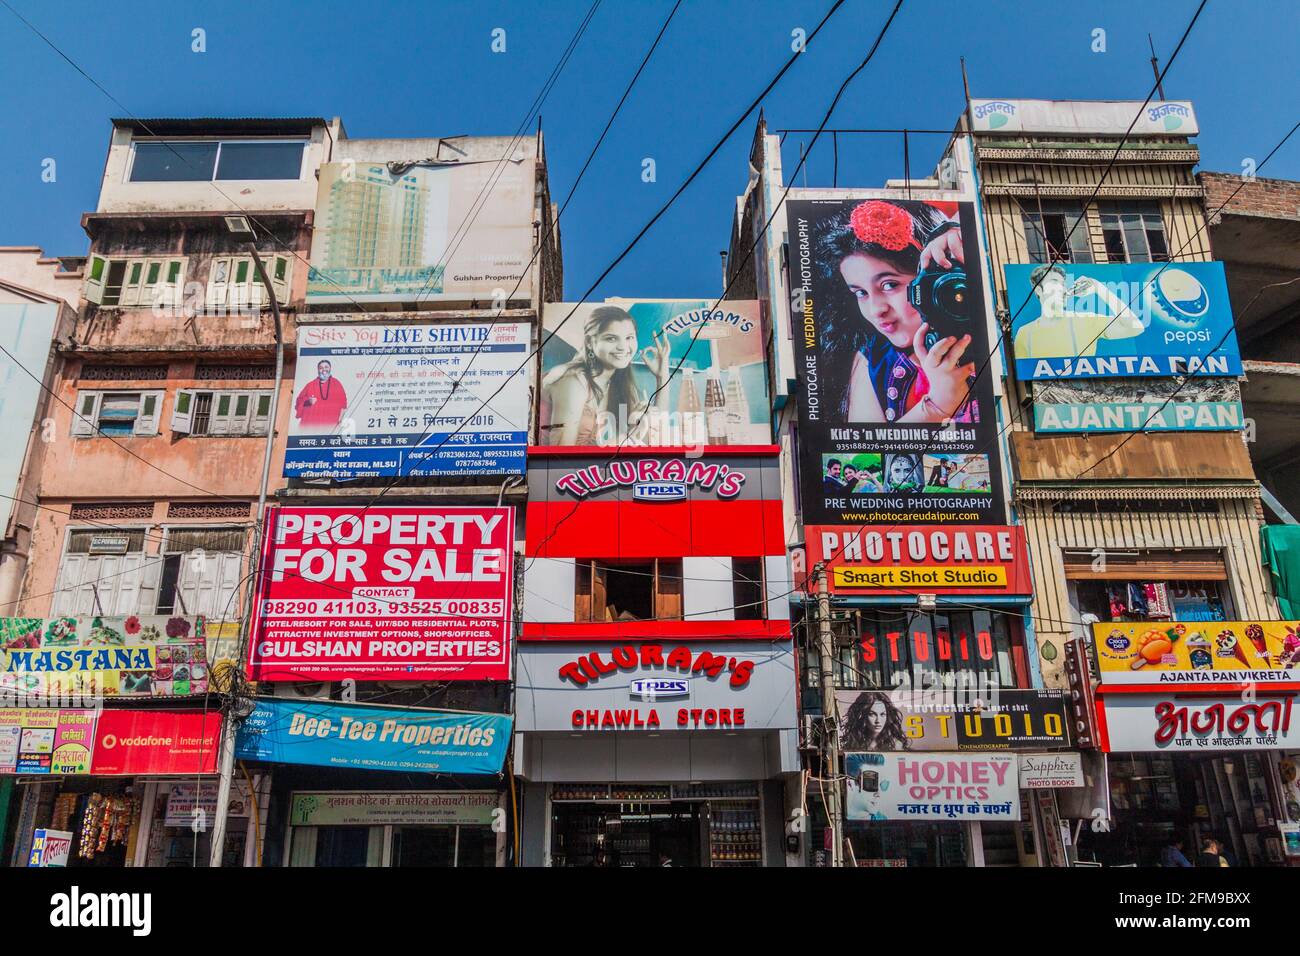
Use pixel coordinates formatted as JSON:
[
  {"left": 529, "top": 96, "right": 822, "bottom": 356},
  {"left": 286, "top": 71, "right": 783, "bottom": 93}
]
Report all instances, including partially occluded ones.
[{"left": 1160, "top": 838, "right": 1192, "bottom": 867}]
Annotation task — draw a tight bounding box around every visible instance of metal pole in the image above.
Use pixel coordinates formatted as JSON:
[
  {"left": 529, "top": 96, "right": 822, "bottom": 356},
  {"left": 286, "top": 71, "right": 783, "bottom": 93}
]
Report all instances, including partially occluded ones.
[
  {"left": 815, "top": 563, "right": 844, "bottom": 867},
  {"left": 209, "top": 246, "right": 284, "bottom": 867}
]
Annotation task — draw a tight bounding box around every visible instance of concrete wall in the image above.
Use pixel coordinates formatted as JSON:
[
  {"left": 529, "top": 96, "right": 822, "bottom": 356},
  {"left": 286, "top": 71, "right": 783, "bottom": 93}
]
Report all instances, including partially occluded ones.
[{"left": 0, "top": 248, "right": 83, "bottom": 307}]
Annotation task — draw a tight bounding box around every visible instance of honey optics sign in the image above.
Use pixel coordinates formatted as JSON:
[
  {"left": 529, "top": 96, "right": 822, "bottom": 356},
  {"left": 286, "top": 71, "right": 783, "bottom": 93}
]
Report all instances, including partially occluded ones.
[
  {"left": 807, "top": 525, "right": 1032, "bottom": 595},
  {"left": 845, "top": 752, "right": 1020, "bottom": 821},
  {"left": 1092, "top": 620, "right": 1300, "bottom": 686},
  {"left": 248, "top": 506, "right": 514, "bottom": 681}
]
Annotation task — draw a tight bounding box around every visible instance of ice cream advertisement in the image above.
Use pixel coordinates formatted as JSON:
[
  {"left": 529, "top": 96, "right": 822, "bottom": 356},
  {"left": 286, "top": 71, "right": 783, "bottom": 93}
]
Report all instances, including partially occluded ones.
[{"left": 1092, "top": 620, "right": 1300, "bottom": 685}]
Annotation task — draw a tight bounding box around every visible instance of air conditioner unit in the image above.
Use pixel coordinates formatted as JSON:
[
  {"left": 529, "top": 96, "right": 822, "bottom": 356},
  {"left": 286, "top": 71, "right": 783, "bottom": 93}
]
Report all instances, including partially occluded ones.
[{"left": 272, "top": 681, "right": 332, "bottom": 701}]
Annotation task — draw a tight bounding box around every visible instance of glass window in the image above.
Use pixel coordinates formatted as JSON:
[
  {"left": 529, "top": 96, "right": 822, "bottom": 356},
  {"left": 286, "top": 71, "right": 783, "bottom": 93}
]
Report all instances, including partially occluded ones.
[
  {"left": 732, "top": 558, "right": 766, "bottom": 621},
  {"left": 833, "top": 608, "right": 1019, "bottom": 691},
  {"left": 129, "top": 142, "right": 219, "bottom": 182},
  {"left": 1099, "top": 202, "right": 1170, "bottom": 263},
  {"left": 1021, "top": 201, "right": 1094, "bottom": 264},
  {"left": 215, "top": 141, "right": 305, "bottom": 180}
]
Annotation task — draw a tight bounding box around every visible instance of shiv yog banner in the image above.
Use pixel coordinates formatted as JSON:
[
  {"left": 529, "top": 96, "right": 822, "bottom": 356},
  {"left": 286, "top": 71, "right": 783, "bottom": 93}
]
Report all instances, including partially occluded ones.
[{"left": 234, "top": 698, "right": 512, "bottom": 775}]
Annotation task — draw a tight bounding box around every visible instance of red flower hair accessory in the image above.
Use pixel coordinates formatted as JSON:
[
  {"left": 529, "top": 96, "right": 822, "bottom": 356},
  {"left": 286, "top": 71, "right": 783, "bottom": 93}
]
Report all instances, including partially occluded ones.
[{"left": 850, "top": 201, "right": 920, "bottom": 252}]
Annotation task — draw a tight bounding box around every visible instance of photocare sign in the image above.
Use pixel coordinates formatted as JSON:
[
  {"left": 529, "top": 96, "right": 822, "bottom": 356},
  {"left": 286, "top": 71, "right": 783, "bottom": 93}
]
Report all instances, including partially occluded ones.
[
  {"left": 807, "top": 525, "right": 1032, "bottom": 596},
  {"left": 234, "top": 698, "right": 511, "bottom": 775},
  {"left": 845, "top": 752, "right": 1019, "bottom": 821},
  {"left": 249, "top": 506, "right": 514, "bottom": 682},
  {"left": 285, "top": 322, "right": 529, "bottom": 479},
  {"left": 1092, "top": 620, "right": 1300, "bottom": 686}
]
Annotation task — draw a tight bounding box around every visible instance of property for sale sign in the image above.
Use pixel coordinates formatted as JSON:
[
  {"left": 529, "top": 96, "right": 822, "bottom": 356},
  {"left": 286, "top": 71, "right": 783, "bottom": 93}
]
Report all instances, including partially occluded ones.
[{"left": 248, "top": 506, "right": 514, "bottom": 681}]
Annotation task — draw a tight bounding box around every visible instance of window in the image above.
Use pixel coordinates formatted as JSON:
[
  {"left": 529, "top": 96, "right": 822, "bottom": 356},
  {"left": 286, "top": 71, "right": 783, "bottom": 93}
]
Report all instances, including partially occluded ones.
[
  {"left": 206, "top": 254, "right": 291, "bottom": 308},
  {"left": 155, "top": 526, "right": 246, "bottom": 617},
  {"left": 1099, "top": 202, "right": 1170, "bottom": 263},
  {"left": 1021, "top": 201, "right": 1094, "bottom": 264},
  {"left": 172, "top": 389, "right": 272, "bottom": 436},
  {"left": 732, "top": 557, "right": 767, "bottom": 621},
  {"left": 72, "top": 390, "right": 164, "bottom": 437},
  {"left": 574, "top": 559, "right": 683, "bottom": 622},
  {"left": 84, "top": 255, "right": 187, "bottom": 308},
  {"left": 51, "top": 528, "right": 158, "bottom": 617},
  {"left": 128, "top": 139, "right": 306, "bottom": 183}
]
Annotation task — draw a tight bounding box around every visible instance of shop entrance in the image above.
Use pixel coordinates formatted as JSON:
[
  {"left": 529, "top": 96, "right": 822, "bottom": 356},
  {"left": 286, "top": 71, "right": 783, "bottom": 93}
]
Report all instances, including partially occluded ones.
[
  {"left": 290, "top": 823, "right": 499, "bottom": 867},
  {"left": 548, "top": 783, "right": 764, "bottom": 867}
]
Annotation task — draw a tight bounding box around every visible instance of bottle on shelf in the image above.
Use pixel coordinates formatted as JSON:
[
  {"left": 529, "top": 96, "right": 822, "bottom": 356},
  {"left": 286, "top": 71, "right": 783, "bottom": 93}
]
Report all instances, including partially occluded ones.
[
  {"left": 677, "top": 369, "right": 705, "bottom": 446},
  {"left": 705, "top": 370, "right": 728, "bottom": 445}
]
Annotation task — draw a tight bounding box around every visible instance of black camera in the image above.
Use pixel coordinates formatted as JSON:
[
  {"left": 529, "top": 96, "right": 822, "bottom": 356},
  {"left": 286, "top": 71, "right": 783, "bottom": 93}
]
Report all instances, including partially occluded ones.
[{"left": 909, "top": 264, "right": 970, "bottom": 362}]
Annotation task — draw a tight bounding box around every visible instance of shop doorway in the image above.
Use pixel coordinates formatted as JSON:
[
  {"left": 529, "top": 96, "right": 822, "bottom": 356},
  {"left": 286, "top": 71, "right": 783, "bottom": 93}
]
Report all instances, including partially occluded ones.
[{"left": 290, "top": 823, "right": 499, "bottom": 867}]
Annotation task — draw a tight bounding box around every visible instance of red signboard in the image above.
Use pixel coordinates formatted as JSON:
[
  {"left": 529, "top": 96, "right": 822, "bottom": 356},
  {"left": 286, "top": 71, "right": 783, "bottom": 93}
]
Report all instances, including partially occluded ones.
[
  {"left": 248, "top": 506, "right": 514, "bottom": 681},
  {"left": 89, "top": 710, "right": 221, "bottom": 775},
  {"left": 805, "top": 525, "right": 1033, "bottom": 596}
]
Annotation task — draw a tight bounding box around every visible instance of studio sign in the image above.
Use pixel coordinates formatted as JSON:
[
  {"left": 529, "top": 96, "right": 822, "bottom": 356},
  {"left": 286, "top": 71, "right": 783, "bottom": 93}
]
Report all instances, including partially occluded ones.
[{"left": 554, "top": 459, "right": 746, "bottom": 501}]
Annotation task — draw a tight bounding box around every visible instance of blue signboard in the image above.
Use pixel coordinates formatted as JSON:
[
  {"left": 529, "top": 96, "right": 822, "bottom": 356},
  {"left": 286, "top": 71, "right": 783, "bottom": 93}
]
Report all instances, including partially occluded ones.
[
  {"left": 234, "top": 698, "right": 512, "bottom": 776},
  {"left": 284, "top": 322, "right": 529, "bottom": 479},
  {"left": 1006, "top": 262, "right": 1241, "bottom": 380}
]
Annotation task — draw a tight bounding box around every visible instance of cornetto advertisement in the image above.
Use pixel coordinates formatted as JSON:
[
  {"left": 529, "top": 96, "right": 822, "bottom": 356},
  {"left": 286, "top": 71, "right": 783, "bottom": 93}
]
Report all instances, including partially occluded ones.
[
  {"left": 248, "top": 506, "right": 514, "bottom": 681},
  {"left": 539, "top": 299, "right": 769, "bottom": 447},
  {"left": 1092, "top": 620, "right": 1300, "bottom": 686},
  {"left": 786, "top": 197, "right": 1004, "bottom": 526}
]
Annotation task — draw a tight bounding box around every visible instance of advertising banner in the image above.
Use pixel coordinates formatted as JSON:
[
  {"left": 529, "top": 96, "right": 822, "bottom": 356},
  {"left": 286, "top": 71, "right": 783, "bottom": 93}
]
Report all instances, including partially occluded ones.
[
  {"left": 0, "top": 304, "right": 59, "bottom": 534},
  {"left": 1092, "top": 620, "right": 1300, "bottom": 686},
  {"left": 1033, "top": 377, "right": 1243, "bottom": 433},
  {"left": 514, "top": 640, "right": 797, "bottom": 732},
  {"left": 248, "top": 506, "right": 514, "bottom": 682},
  {"left": 0, "top": 615, "right": 220, "bottom": 698},
  {"left": 306, "top": 160, "right": 534, "bottom": 304},
  {"left": 234, "top": 698, "right": 512, "bottom": 775},
  {"left": 164, "top": 781, "right": 251, "bottom": 826},
  {"left": 288, "top": 790, "right": 497, "bottom": 827},
  {"left": 1019, "top": 752, "right": 1085, "bottom": 789},
  {"left": 89, "top": 710, "right": 221, "bottom": 775},
  {"left": 27, "top": 829, "right": 73, "bottom": 867},
  {"left": 786, "top": 197, "right": 1004, "bottom": 525},
  {"left": 0, "top": 709, "right": 95, "bottom": 775},
  {"left": 970, "top": 99, "right": 1198, "bottom": 136},
  {"left": 539, "top": 299, "right": 769, "bottom": 447},
  {"left": 1099, "top": 693, "right": 1300, "bottom": 752},
  {"left": 285, "top": 322, "right": 529, "bottom": 479},
  {"left": 1007, "top": 262, "right": 1240, "bottom": 381},
  {"left": 835, "top": 688, "right": 1068, "bottom": 752},
  {"left": 806, "top": 525, "right": 1032, "bottom": 595},
  {"left": 844, "top": 752, "right": 1020, "bottom": 821}
]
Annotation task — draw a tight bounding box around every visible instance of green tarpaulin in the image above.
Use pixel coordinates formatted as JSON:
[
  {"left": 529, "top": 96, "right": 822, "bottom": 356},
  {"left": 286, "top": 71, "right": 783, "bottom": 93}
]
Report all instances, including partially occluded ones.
[{"left": 1261, "top": 525, "right": 1300, "bottom": 619}]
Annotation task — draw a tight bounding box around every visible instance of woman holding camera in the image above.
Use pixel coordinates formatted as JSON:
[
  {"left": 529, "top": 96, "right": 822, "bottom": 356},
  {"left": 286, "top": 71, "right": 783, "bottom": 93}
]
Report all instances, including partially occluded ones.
[{"left": 815, "top": 200, "right": 977, "bottom": 424}]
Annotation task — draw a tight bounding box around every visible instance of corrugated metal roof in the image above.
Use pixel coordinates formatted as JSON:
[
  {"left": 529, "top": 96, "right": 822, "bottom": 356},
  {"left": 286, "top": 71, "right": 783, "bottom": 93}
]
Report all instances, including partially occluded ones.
[{"left": 111, "top": 117, "right": 326, "bottom": 135}]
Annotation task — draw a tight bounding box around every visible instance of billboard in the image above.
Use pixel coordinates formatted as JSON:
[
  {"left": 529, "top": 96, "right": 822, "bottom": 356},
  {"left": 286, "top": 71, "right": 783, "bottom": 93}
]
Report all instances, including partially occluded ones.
[
  {"left": 539, "top": 300, "right": 769, "bottom": 447},
  {"left": 1006, "top": 262, "right": 1241, "bottom": 381},
  {"left": 234, "top": 698, "right": 512, "bottom": 775},
  {"left": 285, "top": 321, "right": 529, "bottom": 479},
  {"left": 248, "top": 506, "right": 514, "bottom": 681},
  {"left": 1098, "top": 693, "right": 1300, "bottom": 752},
  {"left": 806, "top": 525, "right": 1032, "bottom": 596},
  {"left": 89, "top": 710, "right": 220, "bottom": 775},
  {"left": 786, "top": 197, "right": 1005, "bottom": 525},
  {"left": 0, "top": 614, "right": 224, "bottom": 698},
  {"left": 1033, "top": 377, "right": 1244, "bottom": 433},
  {"left": 0, "top": 709, "right": 95, "bottom": 774},
  {"left": 835, "top": 688, "right": 1068, "bottom": 751},
  {"left": 1092, "top": 620, "right": 1300, "bottom": 686},
  {"left": 844, "top": 752, "right": 1019, "bottom": 821},
  {"left": 306, "top": 159, "right": 534, "bottom": 304},
  {"left": 970, "top": 99, "right": 1198, "bottom": 136},
  {"left": 0, "top": 304, "right": 58, "bottom": 533}
]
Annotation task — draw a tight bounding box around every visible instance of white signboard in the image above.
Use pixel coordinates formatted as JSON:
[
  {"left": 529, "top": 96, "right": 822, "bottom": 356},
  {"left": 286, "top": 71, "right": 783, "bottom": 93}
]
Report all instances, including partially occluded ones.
[
  {"left": 970, "top": 99, "right": 1198, "bottom": 136},
  {"left": 1019, "top": 752, "right": 1085, "bottom": 789},
  {"left": 844, "top": 752, "right": 1020, "bottom": 821},
  {"left": 164, "top": 781, "right": 251, "bottom": 827},
  {"left": 285, "top": 321, "right": 530, "bottom": 479},
  {"left": 289, "top": 790, "right": 497, "bottom": 827},
  {"left": 1100, "top": 693, "right": 1300, "bottom": 752}
]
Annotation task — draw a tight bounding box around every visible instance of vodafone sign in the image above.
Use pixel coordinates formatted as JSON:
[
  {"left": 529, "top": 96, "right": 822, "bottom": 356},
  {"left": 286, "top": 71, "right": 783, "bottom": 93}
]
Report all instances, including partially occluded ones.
[
  {"left": 248, "top": 506, "right": 514, "bottom": 681},
  {"left": 806, "top": 525, "right": 1032, "bottom": 596},
  {"left": 89, "top": 710, "right": 220, "bottom": 775}
]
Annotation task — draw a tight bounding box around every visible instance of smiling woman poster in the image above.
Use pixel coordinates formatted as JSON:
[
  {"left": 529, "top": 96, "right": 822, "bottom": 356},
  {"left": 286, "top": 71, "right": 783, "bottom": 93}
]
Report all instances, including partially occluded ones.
[{"left": 538, "top": 299, "right": 770, "bottom": 447}]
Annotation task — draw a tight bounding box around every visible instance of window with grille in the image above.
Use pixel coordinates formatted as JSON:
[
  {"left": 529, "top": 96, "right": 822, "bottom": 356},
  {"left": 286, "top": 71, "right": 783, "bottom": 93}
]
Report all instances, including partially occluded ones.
[
  {"left": 171, "top": 389, "right": 272, "bottom": 436},
  {"left": 83, "top": 255, "right": 187, "bottom": 307},
  {"left": 72, "top": 390, "right": 164, "bottom": 437}
]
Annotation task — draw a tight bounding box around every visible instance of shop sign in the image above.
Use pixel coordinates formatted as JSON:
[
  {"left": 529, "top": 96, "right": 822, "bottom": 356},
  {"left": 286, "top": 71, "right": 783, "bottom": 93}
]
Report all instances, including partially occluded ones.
[
  {"left": 515, "top": 640, "right": 797, "bottom": 733},
  {"left": 970, "top": 98, "right": 1197, "bottom": 136},
  {"left": 164, "top": 781, "right": 250, "bottom": 827},
  {"left": 1092, "top": 620, "right": 1300, "bottom": 686},
  {"left": 807, "top": 525, "right": 1032, "bottom": 595},
  {"left": 1019, "top": 752, "right": 1085, "bottom": 789},
  {"left": 844, "top": 752, "right": 1020, "bottom": 821},
  {"left": 0, "top": 709, "right": 95, "bottom": 775},
  {"left": 89, "top": 710, "right": 221, "bottom": 775},
  {"left": 786, "top": 197, "right": 1006, "bottom": 527},
  {"left": 0, "top": 615, "right": 220, "bottom": 698},
  {"left": 234, "top": 698, "right": 512, "bottom": 775},
  {"left": 1006, "top": 261, "right": 1239, "bottom": 382},
  {"left": 248, "top": 505, "right": 514, "bottom": 682},
  {"left": 1064, "top": 639, "right": 1099, "bottom": 749},
  {"left": 288, "top": 790, "right": 497, "bottom": 827},
  {"left": 1032, "top": 377, "right": 1243, "bottom": 433},
  {"left": 835, "top": 689, "right": 1069, "bottom": 751},
  {"left": 27, "top": 829, "right": 73, "bottom": 867},
  {"left": 554, "top": 458, "right": 746, "bottom": 500},
  {"left": 1099, "top": 693, "right": 1300, "bottom": 752}
]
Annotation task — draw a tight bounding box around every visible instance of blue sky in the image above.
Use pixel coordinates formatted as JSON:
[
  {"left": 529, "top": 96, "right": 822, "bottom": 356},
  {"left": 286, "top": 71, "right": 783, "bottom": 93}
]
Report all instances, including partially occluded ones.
[{"left": 1, "top": 0, "right": 1296, "bottom": 300}]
